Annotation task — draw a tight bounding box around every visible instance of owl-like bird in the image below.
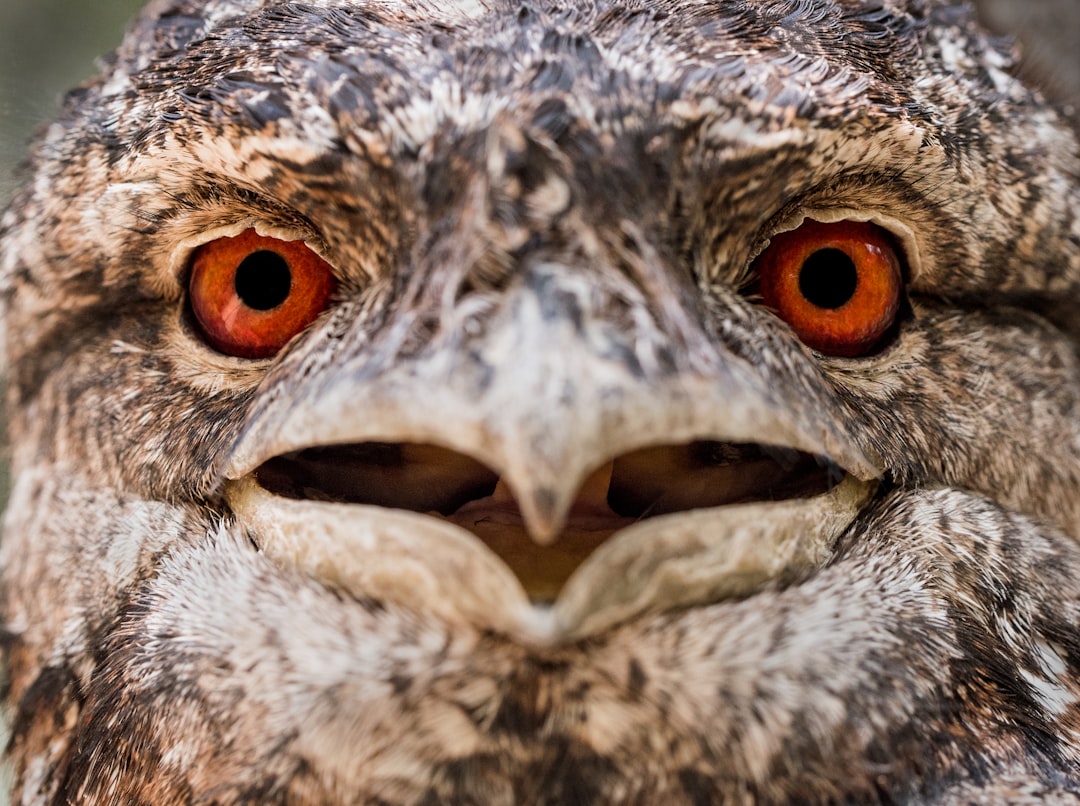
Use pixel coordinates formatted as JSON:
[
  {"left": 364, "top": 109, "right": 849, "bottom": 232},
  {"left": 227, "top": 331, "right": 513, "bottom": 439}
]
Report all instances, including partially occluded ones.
[{"left": 2, "top": 0, "right": 1080, "bottom": 802}]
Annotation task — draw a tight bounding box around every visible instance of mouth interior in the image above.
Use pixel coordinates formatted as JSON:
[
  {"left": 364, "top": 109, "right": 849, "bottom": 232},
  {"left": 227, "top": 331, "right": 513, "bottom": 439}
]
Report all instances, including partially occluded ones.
[{"left": 254, "top": 441, "right": 842, "bottom": 602}]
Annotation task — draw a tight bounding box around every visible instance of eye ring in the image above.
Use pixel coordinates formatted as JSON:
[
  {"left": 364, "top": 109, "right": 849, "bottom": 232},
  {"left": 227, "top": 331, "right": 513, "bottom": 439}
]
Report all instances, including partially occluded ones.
[
  {"left": 188, "top": 228, "right": 336, "bottom": 358},
  {"left": 755, "top": 219, "right": 903, "bottom": 357}
]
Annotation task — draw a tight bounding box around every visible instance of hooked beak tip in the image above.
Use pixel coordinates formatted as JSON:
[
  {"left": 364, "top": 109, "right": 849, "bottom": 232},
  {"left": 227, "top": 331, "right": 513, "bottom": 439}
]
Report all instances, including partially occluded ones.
[{"left": 518, "top": 484, "right": 565, "bottom": 546}]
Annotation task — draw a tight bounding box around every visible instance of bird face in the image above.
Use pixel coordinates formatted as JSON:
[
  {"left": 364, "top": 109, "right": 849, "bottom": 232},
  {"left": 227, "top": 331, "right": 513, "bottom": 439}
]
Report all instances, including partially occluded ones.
[{"left": 3, "top": 0, "right": 1080, "bottom": 801}]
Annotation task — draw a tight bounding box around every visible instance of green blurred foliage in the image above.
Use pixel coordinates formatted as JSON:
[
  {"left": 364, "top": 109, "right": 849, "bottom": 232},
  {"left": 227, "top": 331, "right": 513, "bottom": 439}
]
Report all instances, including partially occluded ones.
[{"left": 0, "top": 0, "right": 144, "bottom": 202}]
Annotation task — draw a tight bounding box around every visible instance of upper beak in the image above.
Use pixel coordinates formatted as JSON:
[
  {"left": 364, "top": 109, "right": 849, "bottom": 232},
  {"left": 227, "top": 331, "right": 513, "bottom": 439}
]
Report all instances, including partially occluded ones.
[{"left": 221, "top": 260, "right": 880, "bottom": 644}]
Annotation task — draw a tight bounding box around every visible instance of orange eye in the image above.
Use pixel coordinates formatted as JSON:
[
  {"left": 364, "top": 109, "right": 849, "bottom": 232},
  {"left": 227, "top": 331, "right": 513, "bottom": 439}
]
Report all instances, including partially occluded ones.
[
  {"left": 756, "top": 220, "right": 903, "bottom": 357},
  {"left": 189, "top": 228, "right": 336, "bottom": 358}
]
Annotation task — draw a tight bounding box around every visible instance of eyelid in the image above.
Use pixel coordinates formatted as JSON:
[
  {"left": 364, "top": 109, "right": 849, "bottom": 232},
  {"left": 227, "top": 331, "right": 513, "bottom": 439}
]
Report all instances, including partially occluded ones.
[
  {"left": 753, "top": 208, "right": 920, "bottom": 283},
  {"left": 168, "top": 220, "right": 332, "bottom": 284}
]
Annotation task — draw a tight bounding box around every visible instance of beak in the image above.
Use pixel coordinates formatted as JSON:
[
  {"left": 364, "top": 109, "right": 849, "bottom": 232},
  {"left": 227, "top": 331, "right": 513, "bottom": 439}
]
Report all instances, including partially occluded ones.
[{"left": 222, "top": 260, "right": 880, "bottom": 645}]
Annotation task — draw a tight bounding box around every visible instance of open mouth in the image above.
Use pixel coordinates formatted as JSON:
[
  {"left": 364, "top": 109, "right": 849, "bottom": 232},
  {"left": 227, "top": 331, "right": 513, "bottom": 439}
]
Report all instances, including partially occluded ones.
[{"left": 247, "top": 439, "right": 844, "bottom": 602}]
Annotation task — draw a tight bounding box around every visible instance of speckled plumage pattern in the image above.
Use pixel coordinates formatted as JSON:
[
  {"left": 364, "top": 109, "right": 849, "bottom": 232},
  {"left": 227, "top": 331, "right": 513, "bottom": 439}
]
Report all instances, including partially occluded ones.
[{"left": 2, "top": 0, "right": 1080, "bottom": 803}]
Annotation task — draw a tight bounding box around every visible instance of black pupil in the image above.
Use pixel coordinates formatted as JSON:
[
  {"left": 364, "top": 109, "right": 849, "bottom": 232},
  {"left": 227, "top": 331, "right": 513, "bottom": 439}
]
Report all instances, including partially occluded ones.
[
  {"left": 798, "top": 248, "right": 858, "bottom": 310},
  {"left": 235, "top": 251, "right": 292, "bottom": 311}
]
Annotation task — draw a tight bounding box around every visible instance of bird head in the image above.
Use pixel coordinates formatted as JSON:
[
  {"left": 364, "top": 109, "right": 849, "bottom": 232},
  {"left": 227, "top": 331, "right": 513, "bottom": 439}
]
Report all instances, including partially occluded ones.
[{"left": 2, "top": 0, "right": 1080, "bottom": 800}]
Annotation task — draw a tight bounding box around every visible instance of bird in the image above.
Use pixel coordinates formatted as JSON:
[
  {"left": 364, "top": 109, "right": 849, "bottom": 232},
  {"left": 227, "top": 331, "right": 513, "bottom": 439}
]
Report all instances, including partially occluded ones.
[{"left": 1, "top": 0, "right": 1079, "bottom": 802}]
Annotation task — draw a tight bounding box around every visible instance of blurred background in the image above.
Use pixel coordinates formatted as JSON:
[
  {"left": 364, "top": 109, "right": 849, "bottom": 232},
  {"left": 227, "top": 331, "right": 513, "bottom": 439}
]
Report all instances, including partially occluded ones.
[{"left": 0, "top": 0, "right": 146, "bottom": 202}]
